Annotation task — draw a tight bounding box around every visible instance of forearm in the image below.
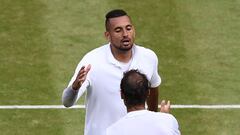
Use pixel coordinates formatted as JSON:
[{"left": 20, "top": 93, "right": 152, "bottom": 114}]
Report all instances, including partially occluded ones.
[
  {"left": 62, "top": 79, "right": 89, "bottom": 107},
  {"left": 147, "top": 87, "right": 159, "bottom": 112},
  {"left": 62, "top": 86, "right": 79, "bottom": 107}
]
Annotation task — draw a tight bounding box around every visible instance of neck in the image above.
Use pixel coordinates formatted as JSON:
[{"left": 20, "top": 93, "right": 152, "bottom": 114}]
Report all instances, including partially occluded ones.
[
  {"left": 110, "top": 45, "right": 132, "bottom": 63},
  {"left": 127, "top": 104, "right": 145, "bottom": 113}
]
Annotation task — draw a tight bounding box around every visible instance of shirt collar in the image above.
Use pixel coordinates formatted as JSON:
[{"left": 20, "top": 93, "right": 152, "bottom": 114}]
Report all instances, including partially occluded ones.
[
  {"left": 126, "top": 110, "right": 149, "bottom": 118},
  {"left": 107, "top": 43, "right": 137, "bottom": 67}
]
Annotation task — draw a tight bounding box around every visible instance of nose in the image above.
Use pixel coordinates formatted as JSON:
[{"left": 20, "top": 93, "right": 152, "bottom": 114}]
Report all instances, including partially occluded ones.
[{"left": 123, "top": 29, "right": 128, "bottom": 37}]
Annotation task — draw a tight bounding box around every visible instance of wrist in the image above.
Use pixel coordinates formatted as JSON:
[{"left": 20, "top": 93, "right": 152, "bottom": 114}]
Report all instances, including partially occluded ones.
[
  {"left": 72, "top": 84, "right": 80, "bottom": 91},
  {"left": 72, "top": 81, "right": 81, "bottom": 90}
]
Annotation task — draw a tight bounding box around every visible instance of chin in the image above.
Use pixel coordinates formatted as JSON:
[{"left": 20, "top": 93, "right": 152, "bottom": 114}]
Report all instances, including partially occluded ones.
[{"left": 120, "top": 45, "right": 133, "bottom": 51}]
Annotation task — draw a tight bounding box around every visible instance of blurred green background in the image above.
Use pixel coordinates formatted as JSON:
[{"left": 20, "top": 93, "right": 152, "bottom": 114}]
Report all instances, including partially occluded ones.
[{"left": 0, "top": 0, "right": 240, "bottom": 134}]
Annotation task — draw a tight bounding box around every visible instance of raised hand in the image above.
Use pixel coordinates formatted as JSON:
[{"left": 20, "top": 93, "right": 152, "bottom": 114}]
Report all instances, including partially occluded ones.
[
  {"left": 72, "top": 64, "right": 91, "bottom": 90},
  {"left": 160, "top": 100, "right": 171, "bottom": 113}
]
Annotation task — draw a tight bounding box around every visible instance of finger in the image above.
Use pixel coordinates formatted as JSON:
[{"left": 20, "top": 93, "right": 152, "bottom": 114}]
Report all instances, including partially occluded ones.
[
  {"left": 80, "top": 66, "right": 85, "bottom": 71},
  {"left": 161, "top": 100, "right": 165, "bottom": 111},
  {"left": 161, "top": 100, "right": 166, "bottom": 107},
  {"left": 167, "top": 100, "right": 170, "bottom": 106},
  {"left": 78, "top": 70, "right": 89, "bottom": 82},
  {"left": 77, "top": 66, "right": 85, "bottom": 77},
  {"left": 85, "top": 64, "right": 91, "bottom": 72},
  {"left": 77, "top": 73, "right": 86, "bottom": 80},
  {"left": 78, "top": 78, "right": 86, "bottom": 85},
  {"left": 160, "top": 100, "right": 166, "bottom": 113},
  {"left": 167, "top": 100, "right": 171, "bottom": 111},
  {"left": 80, "top": 64, "right": 91, "bottom": 79}
]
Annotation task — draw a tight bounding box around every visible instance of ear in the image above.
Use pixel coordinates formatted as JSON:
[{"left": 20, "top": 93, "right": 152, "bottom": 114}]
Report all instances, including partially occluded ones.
[
  {"left": 104, "top": 31, "right": 110, "bottom": 42},
  {"left": 132, "top": 25, "right": 136, "bottom": 38}
]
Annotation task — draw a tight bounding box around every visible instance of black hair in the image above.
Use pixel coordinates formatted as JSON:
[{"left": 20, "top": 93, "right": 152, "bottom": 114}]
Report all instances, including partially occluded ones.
[
  {"left": 120, "top": 69, "right": 150, "bottom": 107},
  {"left": 105, "top": 9, "right": 128, "bottom": 31}
]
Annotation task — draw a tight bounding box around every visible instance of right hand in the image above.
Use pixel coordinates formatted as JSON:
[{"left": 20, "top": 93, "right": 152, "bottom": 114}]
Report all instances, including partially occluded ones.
[{"left": 72, "top": 64, "right": 91, "bottom": 90}]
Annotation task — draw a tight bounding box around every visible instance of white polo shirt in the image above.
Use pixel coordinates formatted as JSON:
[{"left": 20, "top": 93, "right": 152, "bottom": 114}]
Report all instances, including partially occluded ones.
[
  {"left": 62, "top": 43, "right": 161, "bottom": 135},
  {"left": 106, "top": 110, "right": 181, "bottom": 135}
]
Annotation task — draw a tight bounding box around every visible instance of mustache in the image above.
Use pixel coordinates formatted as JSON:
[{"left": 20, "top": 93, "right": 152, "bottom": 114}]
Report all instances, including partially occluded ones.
[{"left": 121, "top": 38, "right": 131, "bottom": 42}]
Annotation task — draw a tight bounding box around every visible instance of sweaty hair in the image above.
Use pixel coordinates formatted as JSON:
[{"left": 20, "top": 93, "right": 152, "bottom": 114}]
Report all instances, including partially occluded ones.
[
  {"left": 120, "top": 69, "right": 150, "bottom": 107},
  {"left": 105, "top": 9, "right": 128, "bottom": 31}
]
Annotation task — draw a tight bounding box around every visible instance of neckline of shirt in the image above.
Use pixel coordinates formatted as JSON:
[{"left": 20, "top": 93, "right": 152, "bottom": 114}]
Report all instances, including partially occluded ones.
[
  {"left": 107, "top": 43, "right": 137, "bottom": 68},
  {"left": 125, "top": 110, "right": 149, "bottom": 118}
]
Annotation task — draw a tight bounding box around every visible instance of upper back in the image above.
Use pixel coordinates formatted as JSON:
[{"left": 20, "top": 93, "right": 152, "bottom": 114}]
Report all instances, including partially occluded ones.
[{"left": 106, "top": 110, "right": 180, "bottom": 135}]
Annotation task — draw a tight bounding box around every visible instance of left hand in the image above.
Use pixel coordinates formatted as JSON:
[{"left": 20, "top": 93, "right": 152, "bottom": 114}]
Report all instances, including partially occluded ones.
[{"left": 160, "top": 100, "right": 171, "bottom": 113}]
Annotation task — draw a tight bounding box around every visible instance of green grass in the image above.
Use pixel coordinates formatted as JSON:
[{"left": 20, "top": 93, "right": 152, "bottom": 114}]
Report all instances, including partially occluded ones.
[
  {"left": 172, "top": 109, "right": 240, "bottom": 135},
  {"left": 0, "top": 0, "right": 53, "bottom": 105},
  {"left": 0, "top": 0, "right": 240, "bottom": 135},
  {"left": 0, "top": 109, "right": 85, "bottom": 135}
]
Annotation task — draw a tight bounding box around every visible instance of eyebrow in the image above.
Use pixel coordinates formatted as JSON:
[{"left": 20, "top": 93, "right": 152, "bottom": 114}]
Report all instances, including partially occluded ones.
[
  {"left": 114, "top": 27, "right": 121, "bottom": 30},
  {"left": 126, "top": 24, "right": 132, "bottom": 28},
  {"left": 114, "top": 24, "right": 132, "bottom": 30}
]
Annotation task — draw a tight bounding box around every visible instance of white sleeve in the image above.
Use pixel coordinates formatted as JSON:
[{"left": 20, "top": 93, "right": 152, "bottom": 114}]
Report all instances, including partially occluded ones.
[{"left": 150, "top": 53, "right": 161, "bottom": 88}]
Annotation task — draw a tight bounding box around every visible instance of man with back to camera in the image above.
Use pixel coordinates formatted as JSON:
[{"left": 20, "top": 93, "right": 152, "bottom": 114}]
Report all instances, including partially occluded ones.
[
  {"left": 62, "top": 9, "right": 170, "bottom": 135},
  {"left": 106, "top": 69, "right": 180, "bottom": 135}
]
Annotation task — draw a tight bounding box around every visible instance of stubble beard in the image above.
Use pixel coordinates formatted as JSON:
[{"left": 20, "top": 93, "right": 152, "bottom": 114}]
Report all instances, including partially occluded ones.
[{"left": 114, "top": 41, "right": 134, "bottom": 52}]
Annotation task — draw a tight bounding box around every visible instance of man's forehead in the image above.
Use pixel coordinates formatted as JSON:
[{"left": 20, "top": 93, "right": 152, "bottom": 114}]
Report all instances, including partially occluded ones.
[{"left": 108, "top": 16, "right": 132, "bottom": 27}]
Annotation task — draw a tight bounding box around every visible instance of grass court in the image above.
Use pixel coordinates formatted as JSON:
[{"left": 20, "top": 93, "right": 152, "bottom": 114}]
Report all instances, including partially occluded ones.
[{"left": 0, "top": 0, "right": 240, "bottom": 134}]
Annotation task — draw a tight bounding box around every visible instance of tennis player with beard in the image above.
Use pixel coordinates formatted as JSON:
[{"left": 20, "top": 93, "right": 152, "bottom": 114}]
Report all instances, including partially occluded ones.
[{"left": 62, "top": 9, "right": 169, "bottom": 135}]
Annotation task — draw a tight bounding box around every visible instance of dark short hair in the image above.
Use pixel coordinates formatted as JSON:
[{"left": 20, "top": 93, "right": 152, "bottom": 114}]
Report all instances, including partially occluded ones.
[
  {"left": 105, "top": 9, "right": 128, "bottom": 31},
  {"left": 120, "top": 69, "right": 150, "bottom": 106}
]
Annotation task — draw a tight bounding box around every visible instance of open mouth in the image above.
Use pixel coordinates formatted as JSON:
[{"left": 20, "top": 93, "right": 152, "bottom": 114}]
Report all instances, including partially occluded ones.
[{"left": 122, "top": 39, "right": 130, "bottom": 45}]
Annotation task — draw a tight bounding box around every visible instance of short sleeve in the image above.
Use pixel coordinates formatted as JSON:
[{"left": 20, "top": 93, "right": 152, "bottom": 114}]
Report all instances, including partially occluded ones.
[{"left": 149, "top": 52, "right": 161, "bottom": 88}]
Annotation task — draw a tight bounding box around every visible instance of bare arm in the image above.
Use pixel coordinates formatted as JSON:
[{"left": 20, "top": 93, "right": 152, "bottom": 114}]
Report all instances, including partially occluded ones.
[
  {"left": 147, "top": 87, "right": 159, "bottom": 112},
  {"left": 147, "top": 87, "right": 171, "bottom": 113}
]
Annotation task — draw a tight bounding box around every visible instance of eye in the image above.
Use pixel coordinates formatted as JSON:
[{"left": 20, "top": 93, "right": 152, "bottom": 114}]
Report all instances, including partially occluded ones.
[
  {"left": 115, "top": 28, "right": 121, "bottom": 33},
  {"left": 126, "top": 25, "right": 132, "bottom": 31}
]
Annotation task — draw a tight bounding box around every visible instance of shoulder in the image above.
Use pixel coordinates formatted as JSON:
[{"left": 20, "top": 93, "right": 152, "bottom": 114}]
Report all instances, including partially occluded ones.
[
  {"left": 108, "top": 115, "right": 126, "bottom": 128},
  {"left": 159, "top": 112, "right": 180, "bottom": 134},
  {"left": 155, "top": 112, "right": 179, "bottom": 128},
  {"left": 74, "top": 44, "right": 109, "bottom": 69},
  {"left": 133, "top": 45, "right": 159, "bottom": 68},
  {"left": 106, "top": 117, "right": 126, "bottom": 135},
  {"left": 84, "top": 44, "right": 108, "bottom": 58},
  {"left": 156, "top": 112, "right": 177, "bottom": 120},
  {"left": 79, "top": 44, "right": 109, "bottom": 64},
  {"left": 135, "top": 45, "right": 157, "bottom": 56},
  {"left": 134, "top": 45, "right": 158, "bottom": 60}
]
